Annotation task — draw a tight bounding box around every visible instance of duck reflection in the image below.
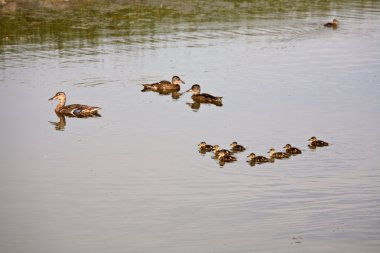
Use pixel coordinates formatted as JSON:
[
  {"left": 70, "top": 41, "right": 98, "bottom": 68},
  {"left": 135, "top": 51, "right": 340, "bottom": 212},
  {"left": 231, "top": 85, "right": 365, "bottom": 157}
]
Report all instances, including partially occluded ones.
[
  {"left": 186, "top": 101, "right": 223, "bottom": 111},
  {"left": 141, "top": 88, "right": 184, "bottom": 100},
  {"left": 49, "top": 112, "right": 101, "bottom": 131}
]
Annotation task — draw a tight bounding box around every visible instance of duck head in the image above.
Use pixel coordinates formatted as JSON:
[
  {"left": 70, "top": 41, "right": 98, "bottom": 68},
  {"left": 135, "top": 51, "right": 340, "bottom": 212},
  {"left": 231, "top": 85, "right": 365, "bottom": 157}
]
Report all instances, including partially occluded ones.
[
  {"left": 49, "top": 92, "right": 66, "bottom": 102},
  {"left": 172, "top": 76, "right": 185, "bottom": 85},
  {"left": 230, "top": 141, "right": 238, "bottom": 148},
  {"left": 308, "top": 136, "right": 317, "bottom": 142},
  {"left": 186, "top": 84, "right": 201, "bottom": 95},
  {"left": 247, "top": 153, "right": 256, "bottom": 160}
]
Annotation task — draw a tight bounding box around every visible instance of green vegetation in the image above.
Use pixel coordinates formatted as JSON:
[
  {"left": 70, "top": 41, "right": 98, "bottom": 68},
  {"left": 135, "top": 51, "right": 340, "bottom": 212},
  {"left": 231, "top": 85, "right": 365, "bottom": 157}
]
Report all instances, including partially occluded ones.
[{"left": 0, "top": 0, "right": 376, "bottom": 46}]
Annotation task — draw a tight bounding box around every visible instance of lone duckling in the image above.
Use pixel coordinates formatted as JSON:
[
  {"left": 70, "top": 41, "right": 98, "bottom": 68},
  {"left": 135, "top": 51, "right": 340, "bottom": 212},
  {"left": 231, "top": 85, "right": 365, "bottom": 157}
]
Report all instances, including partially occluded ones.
[
  {"left": 230, "top": 141, "right": 246, "bottom": 152},
  {"left": 324, "top": 18, "right": 339, "bottom": 28},
  {"left": 198, "top": 141, "right": 214, "bottom": 152},
  {"left": 213, "top": 145, "right": 234, "bottom": 157},
  {"left": 283, "top": 144, "right": 302, "bottom": 155},
  {"left": 308, "top": 136, "right": 329, "bottom": 147},
  {"left": 142, "top": 76, "right": 185, "bottom": 91},
  {"left": 186, "top": 84, "right": 222, "bottom": 104},
  {"left": 49, "top": 92, "right": 101, "bottom": 116},
  {"left": 268, "top": 148, "right": 291, "bottom": 159},
  {"left": 218, "top": 152, "right": 237, "bottom": 163},
  {"left": 247, "top": 153, "right": 270, "bottom": 164}
]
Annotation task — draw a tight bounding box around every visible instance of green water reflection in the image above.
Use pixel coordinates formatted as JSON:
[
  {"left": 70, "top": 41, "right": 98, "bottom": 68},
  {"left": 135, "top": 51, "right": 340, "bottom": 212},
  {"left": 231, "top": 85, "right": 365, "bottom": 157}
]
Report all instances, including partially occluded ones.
[{"left": 1, "top": 0, "right": 377, "bottom": 47}]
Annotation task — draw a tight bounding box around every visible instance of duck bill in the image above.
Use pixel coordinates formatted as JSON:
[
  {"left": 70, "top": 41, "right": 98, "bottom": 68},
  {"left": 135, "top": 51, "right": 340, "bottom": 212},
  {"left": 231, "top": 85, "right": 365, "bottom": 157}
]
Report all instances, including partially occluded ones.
[
  {"left": 180, "top": 79, "right": 185, "bottom": 84},
  {"left": 186, "top": 88, "right": 193, "bottom": 93},
  {"left": 48, "top": 95, "right": 57, "bottom": 101}
]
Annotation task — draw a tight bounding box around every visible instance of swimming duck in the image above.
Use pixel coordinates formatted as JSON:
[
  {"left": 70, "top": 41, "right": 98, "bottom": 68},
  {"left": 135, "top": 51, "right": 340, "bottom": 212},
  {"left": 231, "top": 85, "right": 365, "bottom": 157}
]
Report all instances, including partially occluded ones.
[
  {"left": 186, "top": 84, "right": 223, "bottom": 104},
  {"left": 230, "top": 141, "right": 246, "bottom": 152},
  {"left": 213, "top": 145, "right": 234, "bottom": 157},
  {"left": 198, "top": 141, "right": 214, "bottom": 152},
  {"left": 247, "top": 153, "right": 270, "bottom": 164},
  {"left": 283, "top": 144, "right": 302, "bottom": 155},
  {"left": 218, "top": 152, "right": 237, "bottom": 163},
  {"left": 308, "top": 136, "right": 329, "bottom": 147},
  {"left": 268, "top": 148, "right": 291, "bottom": 159},
  {"left": 142, "top": 76, "right": 185, "bottom": 91},
  {"left": 324, "top": 18, "right": 339, "bottom": 28},
  {"left": 49, "top": 92, "right": 101, "bottom": 116}
]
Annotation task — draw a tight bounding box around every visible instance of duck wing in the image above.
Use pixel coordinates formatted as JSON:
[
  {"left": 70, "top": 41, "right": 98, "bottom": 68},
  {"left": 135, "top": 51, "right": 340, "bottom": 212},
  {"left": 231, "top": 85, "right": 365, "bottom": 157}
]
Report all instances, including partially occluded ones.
[{"left": 61, "top": 104, "right": 101, "bottom": 116}]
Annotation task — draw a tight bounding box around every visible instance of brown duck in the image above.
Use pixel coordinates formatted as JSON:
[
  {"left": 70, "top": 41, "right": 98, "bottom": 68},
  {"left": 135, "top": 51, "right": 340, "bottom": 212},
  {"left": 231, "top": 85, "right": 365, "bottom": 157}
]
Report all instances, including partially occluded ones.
[
  {"left": 142, "top": 76, "right": 185, "bottom": 91},
  {"left": 324, "top": 18, "right": 339, "bottom": 28},
  {"left": 247, "top": 153, "right": 270, "bottom": 164},
  {"left": 268, "top": 148, "right": 291, "bottom": 159},
  {"left": 49, "top": 92, "right": 101, "bottom": 116},
  {"left": 186, "top": 84, "right": 222, "bottom": 104},
  {"left": 230, "top": 141, "right": 246, "bottom": 152},
  {"left": 283, "top": 144, "right": 302, "bottom": 155},
  {"left": 198, "top": 141, "right": 214, "bottom": 152},
  {"left": 308, "top": 136, "right": 329, "bottom": 147}
]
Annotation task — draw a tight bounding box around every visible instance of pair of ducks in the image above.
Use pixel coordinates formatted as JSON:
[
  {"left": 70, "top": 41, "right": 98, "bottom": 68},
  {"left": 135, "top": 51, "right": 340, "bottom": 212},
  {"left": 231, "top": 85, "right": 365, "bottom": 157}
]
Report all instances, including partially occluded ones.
[{"left": 142, "top": 75, "right": 223, "bottom": 104}]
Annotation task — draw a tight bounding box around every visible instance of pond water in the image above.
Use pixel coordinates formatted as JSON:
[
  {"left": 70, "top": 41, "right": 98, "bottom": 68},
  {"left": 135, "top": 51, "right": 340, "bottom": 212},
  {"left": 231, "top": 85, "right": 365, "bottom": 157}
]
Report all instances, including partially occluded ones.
[{"left": 1, "top": 0, "right": 380, "bottom": 252}]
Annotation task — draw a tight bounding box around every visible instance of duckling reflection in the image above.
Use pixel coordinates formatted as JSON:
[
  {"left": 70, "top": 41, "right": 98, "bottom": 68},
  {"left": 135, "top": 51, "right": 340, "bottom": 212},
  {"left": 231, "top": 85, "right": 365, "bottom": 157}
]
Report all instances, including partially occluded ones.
[{"left": 49, "top": 112, "right": 101, "bottom": 131}]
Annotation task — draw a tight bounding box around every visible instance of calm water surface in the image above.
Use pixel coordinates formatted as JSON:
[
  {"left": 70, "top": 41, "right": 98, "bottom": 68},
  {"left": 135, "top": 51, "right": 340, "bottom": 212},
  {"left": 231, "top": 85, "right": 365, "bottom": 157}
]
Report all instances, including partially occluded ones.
[{"left": 1, "top": 1, "right": 380, "bottom": 252}]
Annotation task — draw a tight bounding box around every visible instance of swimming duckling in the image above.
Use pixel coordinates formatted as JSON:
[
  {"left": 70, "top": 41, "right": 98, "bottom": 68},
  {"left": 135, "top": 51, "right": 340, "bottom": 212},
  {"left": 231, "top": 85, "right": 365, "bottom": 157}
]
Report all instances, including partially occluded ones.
[
  {"left": 268, "top": 148, "right": 291, "bottom": 159},
  {"left": 230, "top": 141, "right": 246, "bottom": 152},
  {"left": 49, "top": 92, "right": 101, "bottom": 116},
  {"left": 213, "top": 145, "right": 234, "bottom": 157},
  {"left": 324, "top": 18, "right": 339, "bottom": 28},
  {"left": 142, "top": 76, "right": 185, "bottom": 91},
  {"left": 283, "top": 144, "right": 302, "bottom": 155},
  {"left": 198, "top": 141, "right": 214, "bottom": 152},
  {"left": 247, "top": 153, "right": 270, "bottom": 164},
  {"left": 218, "top": 152, "right": 237, "bottom": 163},
  {"left": 308, "top": 136, "right": 329, "bottom": 147},
  {"left": 186, "top": 84, "right": 223, "bottom": 104}
]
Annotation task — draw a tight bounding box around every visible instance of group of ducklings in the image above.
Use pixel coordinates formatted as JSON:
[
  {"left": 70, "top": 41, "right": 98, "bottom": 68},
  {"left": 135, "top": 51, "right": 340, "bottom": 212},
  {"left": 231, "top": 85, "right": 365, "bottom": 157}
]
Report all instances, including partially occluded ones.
[{"left": 198, "top": 137, "right": 329, "bottom": 166}]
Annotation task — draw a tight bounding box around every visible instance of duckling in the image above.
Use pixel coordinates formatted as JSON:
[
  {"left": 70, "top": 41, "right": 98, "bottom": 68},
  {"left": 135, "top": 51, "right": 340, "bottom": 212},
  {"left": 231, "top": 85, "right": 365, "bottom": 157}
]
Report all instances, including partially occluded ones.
[
  {"left": 283, "top": 144, "right": 302, "bottom": 155},
  {"left": 218, "top": 152, "right": 237, "bottom": 163},
  {"left": 230, "top": 141, "right": 246, "bottom": 152},
  {"left": 213, "top": 145, "right": 234, "bottom": 157},
  {"left": 268, "top": 148, "right": 291, "bottom": 159},
  {"left": 49, "top": 92, "right": 101, "bottom": 116},
  {"left": 142, "top": 76, "right": 185, "bottom": 91},
  {"left": 324, "top": 18, "right": 339, "bottom": 28},
  {"left": 308, "top": 136, "right": 329, "bottom": 147},
  {"left": 247, "top": 153, "right": 270, "bottom": 164},
  {"left": 198, "top": 141, "right": 214, "bottom": 152},
  {"left": 186, "top": 84, "right": 222, "bottom": 104}
]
